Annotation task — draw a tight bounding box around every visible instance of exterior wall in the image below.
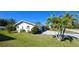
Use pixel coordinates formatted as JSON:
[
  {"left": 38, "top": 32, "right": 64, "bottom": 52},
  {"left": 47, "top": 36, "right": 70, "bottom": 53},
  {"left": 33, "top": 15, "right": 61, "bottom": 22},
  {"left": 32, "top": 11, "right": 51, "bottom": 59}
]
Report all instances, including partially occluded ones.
[{"left": 16, "top": 22, "right": 34, "bottom": 32}]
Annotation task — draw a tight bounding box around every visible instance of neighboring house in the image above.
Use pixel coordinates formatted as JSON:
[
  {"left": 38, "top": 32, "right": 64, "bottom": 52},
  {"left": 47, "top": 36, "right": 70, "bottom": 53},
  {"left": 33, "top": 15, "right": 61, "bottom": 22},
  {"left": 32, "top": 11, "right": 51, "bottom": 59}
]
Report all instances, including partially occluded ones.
[
  {"left": 0, "top": 26, "right": 6, "bottom": 30},
  {"left": 15, "top": 20, "right": 35, "bottom": 32}
]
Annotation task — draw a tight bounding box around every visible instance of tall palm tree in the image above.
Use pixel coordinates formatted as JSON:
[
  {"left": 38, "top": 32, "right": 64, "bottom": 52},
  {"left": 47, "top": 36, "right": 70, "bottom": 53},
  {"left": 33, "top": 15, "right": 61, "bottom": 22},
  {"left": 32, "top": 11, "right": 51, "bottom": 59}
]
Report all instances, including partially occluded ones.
[
  {"left": 57, "top": 12, "right": 78, "bottom": 40},
  {"left": 63, "top": 12, "right": 78, "bottom": 27}
]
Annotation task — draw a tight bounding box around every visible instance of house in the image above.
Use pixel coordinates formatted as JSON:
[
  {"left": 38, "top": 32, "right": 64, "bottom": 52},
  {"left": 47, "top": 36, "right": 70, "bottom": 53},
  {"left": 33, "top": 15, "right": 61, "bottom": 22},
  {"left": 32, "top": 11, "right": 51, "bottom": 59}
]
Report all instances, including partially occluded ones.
[
  {"left": 15, "top": 20, "right": 36, "bottom": 32},
  {"left": 0, "top": 26, "right": 6, "bottom": 30}
]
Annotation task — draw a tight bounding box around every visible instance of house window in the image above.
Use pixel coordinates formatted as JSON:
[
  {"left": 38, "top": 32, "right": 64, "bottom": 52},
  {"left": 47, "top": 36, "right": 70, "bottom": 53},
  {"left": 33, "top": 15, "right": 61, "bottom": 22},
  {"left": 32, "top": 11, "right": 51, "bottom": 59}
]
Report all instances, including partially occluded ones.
[
  {"left": 27, "top": 26, "right": 30, "bottom": 29},
  {"left": 22, "top": 26, "right": 24, "bottom": 29}
]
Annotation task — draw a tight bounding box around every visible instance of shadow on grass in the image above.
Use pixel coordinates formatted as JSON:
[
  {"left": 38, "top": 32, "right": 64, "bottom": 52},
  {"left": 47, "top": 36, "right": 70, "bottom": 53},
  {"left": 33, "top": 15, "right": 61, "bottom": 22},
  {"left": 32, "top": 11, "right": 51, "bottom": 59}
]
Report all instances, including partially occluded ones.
[
  {"left": 0, "top": 34, "right": 15, "bottom": 42},
  {"left": 52, "top": 35, "right": 78, "bottom": 42},
  {"left": 61, "top": 35, "right": 78, "bottom": 42}
]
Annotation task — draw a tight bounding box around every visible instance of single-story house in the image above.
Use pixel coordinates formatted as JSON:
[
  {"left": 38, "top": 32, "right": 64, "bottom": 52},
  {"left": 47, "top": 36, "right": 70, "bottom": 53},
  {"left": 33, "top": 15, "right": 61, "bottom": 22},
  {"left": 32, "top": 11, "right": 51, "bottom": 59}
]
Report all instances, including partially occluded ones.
[{"left": 15, "top": 20, "right": 36, "bottom": 32}]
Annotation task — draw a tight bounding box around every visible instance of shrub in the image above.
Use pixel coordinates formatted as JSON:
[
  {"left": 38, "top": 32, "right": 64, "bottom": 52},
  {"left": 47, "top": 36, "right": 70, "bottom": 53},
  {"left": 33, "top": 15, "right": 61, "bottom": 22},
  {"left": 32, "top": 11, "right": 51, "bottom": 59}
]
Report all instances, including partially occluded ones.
[
  {"left": 20, "top": 29, "right": 26, "bottom": 32},
  {"left": 6, "top": 24, "right": 16, "bottom": 33},
  {"left": 41, "top": 26, "right": 47, "bottom": 32},
  {"left": 31, "top": 26, "right": 39, "bottom": 34},
  {"left": 27, "top": 30, "right": 31, "bottom": 33},
  {"left": 73, "top": 24, "right": 79, "bottom": 29},
  {"left": 66, "top": 25, "right": 73, "bottom": 29},
  {"left": 46, "top": 26, "right": 50, "bottom": 30}
]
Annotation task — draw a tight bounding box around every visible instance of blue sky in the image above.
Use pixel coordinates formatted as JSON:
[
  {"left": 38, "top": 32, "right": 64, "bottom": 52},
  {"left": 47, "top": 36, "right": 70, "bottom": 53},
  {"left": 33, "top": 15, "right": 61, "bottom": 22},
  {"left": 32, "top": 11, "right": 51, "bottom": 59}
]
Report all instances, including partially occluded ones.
[{"left": 0, "top": 11, "right": 79, "bottom": 25}]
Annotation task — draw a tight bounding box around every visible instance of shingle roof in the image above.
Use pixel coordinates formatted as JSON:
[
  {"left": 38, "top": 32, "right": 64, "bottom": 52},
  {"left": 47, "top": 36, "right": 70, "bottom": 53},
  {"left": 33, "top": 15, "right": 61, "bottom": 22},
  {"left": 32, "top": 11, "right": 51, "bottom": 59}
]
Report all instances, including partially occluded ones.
[{"left": 15, "top": 20, "right": 36, "bottom": 26}]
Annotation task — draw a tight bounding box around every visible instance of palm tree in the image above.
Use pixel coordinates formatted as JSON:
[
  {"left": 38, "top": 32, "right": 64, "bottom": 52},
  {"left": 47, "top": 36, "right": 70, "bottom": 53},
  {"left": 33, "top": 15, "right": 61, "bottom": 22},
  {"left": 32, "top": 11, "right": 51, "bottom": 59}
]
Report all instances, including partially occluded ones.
[
  {"left": 46, "top": 12, "right": 78, "bottom": 41},
  {"left": 46, "top": 15, "right": 54, "bottom": 29},
  {"left": 46, "top": 14, "right": 61, "bottom": 30},
  {"left": 63, "top": 12, "right": 78, "bottom": 28},
  {"left": 57, "top": 12, "right": 78, "bottom": 41}
]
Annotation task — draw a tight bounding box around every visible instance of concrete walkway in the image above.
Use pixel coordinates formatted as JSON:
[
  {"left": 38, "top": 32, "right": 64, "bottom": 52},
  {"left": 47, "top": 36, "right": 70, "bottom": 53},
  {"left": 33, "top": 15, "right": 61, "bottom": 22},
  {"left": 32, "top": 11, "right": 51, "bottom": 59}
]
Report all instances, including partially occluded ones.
[
  {"left": 42, "top": 30, "right": 79, "bottom": 38},
  {"left": 66, "top": 29, "right": 79, "bottom": 33}
]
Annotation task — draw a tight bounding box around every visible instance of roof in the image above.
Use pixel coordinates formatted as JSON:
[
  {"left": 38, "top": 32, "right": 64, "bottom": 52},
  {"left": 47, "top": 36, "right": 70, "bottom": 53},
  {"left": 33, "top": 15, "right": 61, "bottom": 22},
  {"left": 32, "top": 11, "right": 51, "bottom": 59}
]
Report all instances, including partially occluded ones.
[{"left": 15, "top": 20, "right": 36, "bottom": 26}]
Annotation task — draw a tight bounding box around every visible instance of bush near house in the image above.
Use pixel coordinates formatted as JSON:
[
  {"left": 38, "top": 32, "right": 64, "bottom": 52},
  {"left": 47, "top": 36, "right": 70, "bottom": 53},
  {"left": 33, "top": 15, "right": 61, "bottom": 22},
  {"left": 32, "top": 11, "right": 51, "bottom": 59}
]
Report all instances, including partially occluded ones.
[
  {"left": 31, "top": 25, "right": 48, "bottom": 34},
  {"left": 27, "top": 30, "right": 31, "bottom": 33},
  {"left": 20, "top": 29, "right": 26, "bottom": 32},
  {"left": 31, "top": 26, "right": 39, "bottom": 34},
  {"left": 41, "top": 26, "right": 47, "bottom": 32}
]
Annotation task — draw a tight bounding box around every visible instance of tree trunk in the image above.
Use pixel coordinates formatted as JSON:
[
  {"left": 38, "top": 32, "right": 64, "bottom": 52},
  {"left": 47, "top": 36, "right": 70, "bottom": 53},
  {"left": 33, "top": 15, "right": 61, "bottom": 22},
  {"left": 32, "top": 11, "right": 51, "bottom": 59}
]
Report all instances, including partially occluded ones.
[{"left": 57, "top": 25, "right": 66, "bottom": 41}]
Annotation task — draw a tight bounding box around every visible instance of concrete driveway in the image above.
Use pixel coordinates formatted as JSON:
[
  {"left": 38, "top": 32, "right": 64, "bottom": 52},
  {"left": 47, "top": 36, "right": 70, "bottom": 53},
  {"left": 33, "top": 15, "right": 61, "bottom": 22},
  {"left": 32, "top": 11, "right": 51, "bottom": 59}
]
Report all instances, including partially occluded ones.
[{"left": 42, "top": 30, "right": 79, "bottom": 38}]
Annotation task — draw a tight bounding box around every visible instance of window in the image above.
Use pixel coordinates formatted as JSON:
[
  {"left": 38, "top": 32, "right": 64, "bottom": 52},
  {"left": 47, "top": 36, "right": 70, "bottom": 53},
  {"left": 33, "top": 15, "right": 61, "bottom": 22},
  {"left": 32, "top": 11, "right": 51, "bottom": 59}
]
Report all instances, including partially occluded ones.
[
  {"left": 27, "top": 26, "right": 30, "bottom": 29},
  {"left": 22, "top": 26, "right": 24, "bottom": 29}
]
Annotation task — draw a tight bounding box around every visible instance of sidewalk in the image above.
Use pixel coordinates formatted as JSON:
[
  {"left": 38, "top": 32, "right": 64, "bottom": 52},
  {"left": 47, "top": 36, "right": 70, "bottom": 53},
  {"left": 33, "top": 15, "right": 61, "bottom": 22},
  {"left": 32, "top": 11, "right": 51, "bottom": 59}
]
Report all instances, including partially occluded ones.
[{"left": 66, "top": 29, "right": 79, "bottom": 33}]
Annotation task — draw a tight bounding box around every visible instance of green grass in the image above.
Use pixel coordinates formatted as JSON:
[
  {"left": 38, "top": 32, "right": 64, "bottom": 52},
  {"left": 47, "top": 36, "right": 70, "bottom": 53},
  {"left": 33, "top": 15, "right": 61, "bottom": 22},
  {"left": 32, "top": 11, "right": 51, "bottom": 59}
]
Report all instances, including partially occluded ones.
[{"left": 0, "top": 30, "right": 79, "bottom": 47}]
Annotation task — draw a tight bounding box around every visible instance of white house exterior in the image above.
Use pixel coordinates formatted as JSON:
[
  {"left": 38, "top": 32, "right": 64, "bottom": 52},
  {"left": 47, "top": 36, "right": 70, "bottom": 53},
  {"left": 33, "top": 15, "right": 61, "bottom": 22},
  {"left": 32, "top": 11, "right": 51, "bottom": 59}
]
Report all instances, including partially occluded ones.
[{"left": 15, "top": 20, "right": 35, "bottom": 32}]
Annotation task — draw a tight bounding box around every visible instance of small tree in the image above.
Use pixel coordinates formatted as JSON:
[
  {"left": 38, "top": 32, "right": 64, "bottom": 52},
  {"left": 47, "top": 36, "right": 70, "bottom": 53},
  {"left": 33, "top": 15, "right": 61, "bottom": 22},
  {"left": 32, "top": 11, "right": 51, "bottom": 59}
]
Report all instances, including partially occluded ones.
[
  {"left": 6, "top": 18, "right": 16, "bottom": 33},
  {"left": 6, "top": 24, "right": 13, "bottom": 33},
  {"left": 31, "top": 26, "right": 39, "bottom": 34},
  {"left": 0, "top": 18, "right": 8, "bottom": 26}
]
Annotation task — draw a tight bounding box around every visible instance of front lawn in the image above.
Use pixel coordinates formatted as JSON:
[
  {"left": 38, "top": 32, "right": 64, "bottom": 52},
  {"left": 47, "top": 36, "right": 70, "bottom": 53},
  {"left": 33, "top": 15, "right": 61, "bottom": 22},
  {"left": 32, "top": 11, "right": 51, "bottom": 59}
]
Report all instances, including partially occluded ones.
[{"left": 0, "top": 30, "right": 79, "bottom": 47}]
